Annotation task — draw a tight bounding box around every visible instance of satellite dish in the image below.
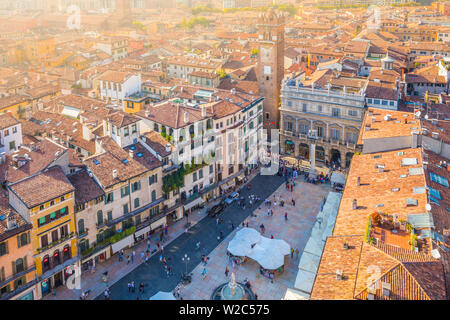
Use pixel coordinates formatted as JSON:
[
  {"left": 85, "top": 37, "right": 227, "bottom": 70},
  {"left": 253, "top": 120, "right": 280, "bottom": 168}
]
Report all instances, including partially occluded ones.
[
  {"left": 425, "top": 203, "right": 431, "bottom": 211},
  {"left": 424, "top": 114, "right": 429, "bottom": 120}
]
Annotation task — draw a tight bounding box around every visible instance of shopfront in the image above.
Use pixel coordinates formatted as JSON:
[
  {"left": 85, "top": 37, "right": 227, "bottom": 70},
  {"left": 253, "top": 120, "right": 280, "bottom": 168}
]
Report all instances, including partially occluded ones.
[
  {"left": 40, "top": 279, "right": 50, "bottom": 296},
  {"left": 17, "top": 290, "right": 34, "bottom": 300},
  {"left": 81, "top": 249, "right": 108, "bottom": 273}
]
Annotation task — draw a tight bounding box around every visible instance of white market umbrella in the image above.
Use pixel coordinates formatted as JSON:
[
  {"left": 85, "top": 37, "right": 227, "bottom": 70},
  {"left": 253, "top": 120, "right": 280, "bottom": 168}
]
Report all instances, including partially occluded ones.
[{"left": 149, "top": 291, "right": 176, "bottom": 300}]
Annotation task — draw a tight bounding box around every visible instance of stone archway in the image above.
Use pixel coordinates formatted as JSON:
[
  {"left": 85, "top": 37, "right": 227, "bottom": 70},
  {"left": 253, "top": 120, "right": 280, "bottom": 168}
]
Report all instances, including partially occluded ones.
[
  {"left": 330, "top": 149, "right": 341, "bottom": 166},
  {"left": 298, "top": 143, "right": 309, "bottom": 159},
  {"left": 346, "top": 152, "right": 354, "bottom": 168},
  {"left": 284, "top": 140, "right": 295, "bottom": 155},
  {"left": 316, "top": 146, "right": 325, "bottom": 161}
]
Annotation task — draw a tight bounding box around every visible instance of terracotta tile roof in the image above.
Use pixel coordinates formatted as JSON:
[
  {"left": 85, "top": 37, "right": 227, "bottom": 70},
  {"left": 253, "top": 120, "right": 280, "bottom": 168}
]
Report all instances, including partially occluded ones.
[
  {"left": 358, "top": 108, "right": 421, "bottom": 144},
  {"left": 0, "top": 192, "right": 31, "bottom": 241},
  {"left": 107, "top": 110, "right": 139, "bottom": 128},
  {"left": 68, "top": 170, "right": 104, "bottom": 206},
  {"left": 95, "top": 70, "right": 137, "bottom": 83},
  {"left": 0, "top": 139, "right": 67, "bottom": 184},
  {"left": 9, "top": 166, "right": 74, "bottom": 208},
  {"left": 333, "top": 148, "right": 427, "bottom": 237},
  {"left": 142, "top": 131, "right": 173, "bottom": 157},
  {"left": 84, "top": 136, "right": 161, "bottom": 189},
  {"left": 0, "top": 113, "right": 19, "bottom": 130}
]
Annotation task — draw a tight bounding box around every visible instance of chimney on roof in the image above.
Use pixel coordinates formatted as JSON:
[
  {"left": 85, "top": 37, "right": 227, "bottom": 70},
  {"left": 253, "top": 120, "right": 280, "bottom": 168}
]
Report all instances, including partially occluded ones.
[
  {"left": 112, "top": 169, "right": 118, "bottom": 179},
  {"left": 184, "top": 111, "right": 189, "bottom": 124},
  {"left": 357, "top": 177, "right": 361, "bottom": 186},
  {"left": 7, "top": 212, "right": 17, "bottom": 230},
  {"left": 336, "top": 269, "right": 343, "bottom": 281},
  {"left": 129, "top": 149, "right": 134, "bottom": 158},
  {"left": 352, "top": 199, "right": 357, "bottom": 210},
  {"left": 201, "top": 106, "right": 206, "bottom": 118},
  {"left": 165, "top": 144, "right": 171, "bottom": 153},
  {"left": 231, "top": 88, "right": 236, "bottom": 95},
  {"left": 145, "top": 109, "right": 150, "bottom": 117}
]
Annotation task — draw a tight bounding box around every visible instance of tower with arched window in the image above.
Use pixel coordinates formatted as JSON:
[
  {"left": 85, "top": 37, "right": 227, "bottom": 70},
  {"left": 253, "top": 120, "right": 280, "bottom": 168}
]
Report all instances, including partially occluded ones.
[{"left": 257, "top": 8, "right": 285, "bottom": 132}]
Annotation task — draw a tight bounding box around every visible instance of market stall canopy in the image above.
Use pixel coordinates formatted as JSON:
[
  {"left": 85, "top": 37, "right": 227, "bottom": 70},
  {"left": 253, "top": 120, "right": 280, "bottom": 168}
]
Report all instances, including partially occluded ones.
[
  {"left": 149, "top": 291, "right": 176, "bottom": 300},
  {"left": 227, "top": 228, "right": 291, "bottom": 270},
  {"left": 330, "top": 172, "right": 346, "bottom": 185}
]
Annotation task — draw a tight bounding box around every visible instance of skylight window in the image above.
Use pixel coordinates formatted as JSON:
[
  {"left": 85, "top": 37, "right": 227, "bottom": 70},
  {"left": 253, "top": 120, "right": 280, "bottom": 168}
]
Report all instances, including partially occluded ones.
[
  {"left": 429, "top": 172, "right": 449, "bottom": 188},
  {"left": 401, "top": 158, "right": 418, "bottom": 166},
  {"left": 406, "top": 198, "right": 418, "bottom": 206},
  {"left": 137, "top": 152, "right": 143, "bottom": 158},
  {"left": 123, "top": 159, "right": 129, "bottom": 164},
  {"left": 413, "top": 187, "right": 426, "bottom": 194},
  {"left": 93, "top": 159, "right": 99, "bottom": 165},
  {"left": 409, "top": 167, "right": 423, "bottom": 176},
  {"left": 428, "top": 187, "right": 441, "bottom": 200}
]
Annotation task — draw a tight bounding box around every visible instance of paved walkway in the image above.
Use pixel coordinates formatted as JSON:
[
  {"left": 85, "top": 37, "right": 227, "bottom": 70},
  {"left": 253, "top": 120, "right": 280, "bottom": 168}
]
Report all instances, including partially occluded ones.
[
  {"left": 181, "top": 179, "right": 331, "bottom": 300},
  {"left": 97, "top": 172, "right": 286, "bottom": 300},
  {"left": 44, "top": 169, "right": 262, "bottom": 300}
]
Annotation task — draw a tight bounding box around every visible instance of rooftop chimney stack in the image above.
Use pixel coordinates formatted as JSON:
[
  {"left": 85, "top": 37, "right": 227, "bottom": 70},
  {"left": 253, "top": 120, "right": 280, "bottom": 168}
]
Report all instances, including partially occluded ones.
[
  {"left": 357, "top": 177, "right": 361, "bottom": 186},
  {"left": 129, "top": 150, "right": 134, "bottom": 158},
  {"left": 7, "top": 212, "right": 16, "bottom": 230},
  {"left": 201, "top": 106, "right": 206, "bottom": 118},
  {"left": 352, "top": 199, "right": 357, "bottom": 210},
  {"left": 112, "top": 169, "right": 118, "bottom": 179},
  {"left": 184, "top": 111, "right": 189, "bottom": 124}
]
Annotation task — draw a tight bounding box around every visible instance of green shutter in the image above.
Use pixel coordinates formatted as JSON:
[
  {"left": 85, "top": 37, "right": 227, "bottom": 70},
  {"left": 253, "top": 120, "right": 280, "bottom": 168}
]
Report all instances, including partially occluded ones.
[
  {"left": 23, "top": 256, "right": 27, "bottom": 270},
  {"left": 17, "top": 235, "right": 21, "bottom": 248},
  {"left": 138, "top": 181, "right": 141, "bottom": 190},
  {"left": 11, "top": 261, "right": 16, "bottom": 275}
]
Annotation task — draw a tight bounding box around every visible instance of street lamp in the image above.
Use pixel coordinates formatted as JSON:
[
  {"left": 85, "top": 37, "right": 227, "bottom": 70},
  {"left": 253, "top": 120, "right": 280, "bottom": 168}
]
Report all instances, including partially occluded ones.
[{"left": 182, "top": 254, "right": 190, "bottom": 275}]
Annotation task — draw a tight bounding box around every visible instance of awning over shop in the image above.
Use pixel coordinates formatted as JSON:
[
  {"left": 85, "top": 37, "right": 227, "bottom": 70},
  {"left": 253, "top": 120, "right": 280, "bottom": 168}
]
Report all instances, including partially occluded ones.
[
  {"left": 285, "top": 140, "right": 294, "bottom": 145},
  {"left": 135, "top": 226, "right": 151, "bottom": 238},
  {"left": 330, "top": 172, "right": 346, "bottom": 185},
  {"left": 221, "top": 179, "right": 235, "bottom": 190},
  {"left": 111, "top": 234, "right": 134, "bottom": 254},
  {"left": 184, "top": 197, "right": 203, "bottom": 211},
  {"left": 149, "top": 291, "right": 176, "bottom": 300},
  {"left": 236, "top": 173, "right": 245, "bottom": 182},
  {"left": 283, "top": 288, "right": 310, "bottom": 300},
  {"left": 150, "top": 216, "right": 166, "bottom": 230}
]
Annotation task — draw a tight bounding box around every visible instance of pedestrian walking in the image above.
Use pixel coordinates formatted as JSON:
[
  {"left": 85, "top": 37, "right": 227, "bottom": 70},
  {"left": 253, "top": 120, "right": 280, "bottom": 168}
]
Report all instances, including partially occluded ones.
[
  {"left": 201, "top": 268, "right": 207, "bottom": 280},
  {"left": 284, "top": 212, "right": 288, "bottom": 221},
  {"left": 127, "top": 255, "right": 131, "bottom": 264},
  {"left": 292, "top": 199, "right": 295, "bottom": 206},
  {"left": 91, "top": 264, "right": 95, "bottom": 273},
  {"left": 139, "top": 282, "right": 144, "bottom": 293},
  {"left": 220, "top": 231, "right": 223, "bottom": 239},
  {"left": 128, "top": 282, "right": 131, "bottom": 292},
  {"left": 270, "top": 234, "right": 274, "bottom": 239},
  {"left": 131, "top": 281, "right": 135, "bottom": 293},
  {"left": 164, "top": 224, "right": 168, "bottom": 235},
  {"left": 225, "top": 267, "right": 229, "bottom": 277},
  {"left": 132, "top": 250, "right": 135, "bottom": 263},
  {"left": 269, "top": 273, "right": 274, "bottom": 284},
  {"left": 141, "top": 251, "right": 145, "bottom": 262},
  {"left": 118, "top": 250, "right": 123, "bottom": 262},
  {"left": 160, "top": 244, "right": 164, "bottom": 253},
  {"left": 216, "top": 217, "right": 219, "bottom": 225},
  {"left": 290, "top": 248, "right": 294, "bottom": 259}
]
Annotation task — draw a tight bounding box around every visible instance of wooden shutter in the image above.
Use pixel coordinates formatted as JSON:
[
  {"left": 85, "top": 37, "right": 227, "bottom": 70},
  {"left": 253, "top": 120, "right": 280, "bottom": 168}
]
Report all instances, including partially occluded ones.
[
  {"left": 23, "top": 256, "right": 27, "bottom": 270},
  {"left": 11, "top": 261, "right": 16, "bottom": 275},
  {"left": 17, "top": 235, "right": 21, "bottom": 248}
]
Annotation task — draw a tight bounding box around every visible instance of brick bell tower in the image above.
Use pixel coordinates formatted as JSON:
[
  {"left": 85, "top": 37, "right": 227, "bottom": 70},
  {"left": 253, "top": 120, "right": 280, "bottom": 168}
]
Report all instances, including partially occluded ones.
[{"left": 257, "top": 8, "right": 285, "bottom": 133}]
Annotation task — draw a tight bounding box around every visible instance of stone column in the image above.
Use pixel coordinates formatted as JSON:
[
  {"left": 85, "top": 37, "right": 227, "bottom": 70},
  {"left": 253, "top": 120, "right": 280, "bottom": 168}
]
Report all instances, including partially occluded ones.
[
  {"left": 294, "top": 142, "right": 299, "bottom": 157},
  {"left": 309, "top": 141, "right": 316, "bottom": 178}
]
